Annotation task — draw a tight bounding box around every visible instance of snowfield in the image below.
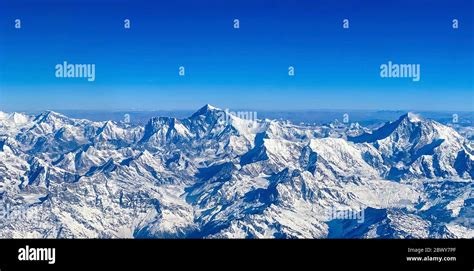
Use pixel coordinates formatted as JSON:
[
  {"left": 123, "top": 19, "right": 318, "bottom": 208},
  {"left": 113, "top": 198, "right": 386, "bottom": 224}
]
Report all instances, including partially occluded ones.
[{"left": 0, "top": 105, "right": 473, "bottom": 238}]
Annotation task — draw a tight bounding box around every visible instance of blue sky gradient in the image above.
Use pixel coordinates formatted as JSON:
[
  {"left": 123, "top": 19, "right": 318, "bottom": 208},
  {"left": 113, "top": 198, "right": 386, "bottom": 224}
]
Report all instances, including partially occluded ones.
[{"left": 0, "top": 0, "right": 472, "bottom": 111}]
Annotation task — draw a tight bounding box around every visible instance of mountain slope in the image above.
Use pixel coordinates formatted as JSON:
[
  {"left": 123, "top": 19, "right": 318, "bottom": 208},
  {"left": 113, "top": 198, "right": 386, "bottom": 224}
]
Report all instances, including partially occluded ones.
[{"left": 0, "top": 106, "right": 472, "bottom": 238}]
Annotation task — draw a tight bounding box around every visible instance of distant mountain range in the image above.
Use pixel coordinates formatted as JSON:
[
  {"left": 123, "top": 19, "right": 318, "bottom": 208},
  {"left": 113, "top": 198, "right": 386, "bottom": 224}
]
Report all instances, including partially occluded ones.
[{"left": 0, "top": 105, "right": 473, "bottom": 238}]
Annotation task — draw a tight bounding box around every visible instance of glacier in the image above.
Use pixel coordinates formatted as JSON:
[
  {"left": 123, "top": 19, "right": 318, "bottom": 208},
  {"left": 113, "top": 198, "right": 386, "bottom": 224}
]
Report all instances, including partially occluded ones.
[{"left": 0, "top": 105, "right": 473, "bottom": 238}]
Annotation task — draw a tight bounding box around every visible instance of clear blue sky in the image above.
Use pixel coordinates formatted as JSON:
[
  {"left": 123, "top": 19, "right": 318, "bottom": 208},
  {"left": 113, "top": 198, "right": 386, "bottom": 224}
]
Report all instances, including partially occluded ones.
[{"left": 0, "top": 0, "right": 472, "bottom": 111}]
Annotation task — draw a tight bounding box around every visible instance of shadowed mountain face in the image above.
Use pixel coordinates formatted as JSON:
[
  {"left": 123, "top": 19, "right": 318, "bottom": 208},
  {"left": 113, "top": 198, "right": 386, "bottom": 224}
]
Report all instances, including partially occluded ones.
[{"left": 0, "top": 105, "right": 473, "bottom": 238}]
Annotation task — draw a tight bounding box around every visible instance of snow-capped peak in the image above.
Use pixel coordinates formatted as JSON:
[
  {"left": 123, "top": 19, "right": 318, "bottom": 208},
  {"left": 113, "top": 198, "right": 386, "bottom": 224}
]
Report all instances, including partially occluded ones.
[
  {"left": 0, "top": 112, "right": 30, "bottom": 130},
  {"left": 0, "top": 111, "right": 9, "bottom": 120},
  {"left": 8, "top": 112, "right": 30, "bottom": 125},
  {"left": 349, "top": 112, "right": 430, "bottom": 143},
  {"left": 190, "top": 104, "right": 221, "bottom": 118},
  {"left": 405, "top": 112, "right": 422, "bottom": 123},
  {"left": 205, "top": 104, "right": 218, "bottom": 110},
  {"left": 34, "top": 110, "right": 69, "bottom": 123}
]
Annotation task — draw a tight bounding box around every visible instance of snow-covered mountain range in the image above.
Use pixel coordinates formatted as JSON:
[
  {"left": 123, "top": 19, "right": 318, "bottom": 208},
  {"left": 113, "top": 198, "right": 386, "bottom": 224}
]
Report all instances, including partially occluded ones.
[{"left": 0, "top": 105, "right": 473, "bottom": 238}]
